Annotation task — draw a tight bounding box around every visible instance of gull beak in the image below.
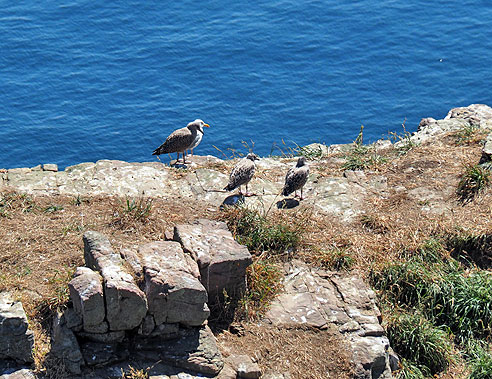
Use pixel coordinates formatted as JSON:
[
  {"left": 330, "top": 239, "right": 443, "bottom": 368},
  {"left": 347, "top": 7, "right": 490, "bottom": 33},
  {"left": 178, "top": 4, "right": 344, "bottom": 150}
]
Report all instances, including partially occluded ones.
[{"left": 203, "top": 123, "right": 210, "bottom": 128}]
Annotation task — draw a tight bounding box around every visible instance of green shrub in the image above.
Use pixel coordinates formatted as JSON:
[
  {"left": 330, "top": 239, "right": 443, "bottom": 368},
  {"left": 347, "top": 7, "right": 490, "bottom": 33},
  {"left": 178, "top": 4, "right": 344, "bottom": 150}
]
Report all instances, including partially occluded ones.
[
  {"left": 373, "top": 242, "right": 492, "bottom": 344},
  {"left": 370, "top": 240, "right": 448, "bottom": 308},
  {"left": 224, "top": 207, "right": 300, "bottom": 256},
  {"left": 438, "top": 270, "right": 492, "bottom": 343},
  {"left": 387, "top": 312, "right": 454, "bottom": 376}
]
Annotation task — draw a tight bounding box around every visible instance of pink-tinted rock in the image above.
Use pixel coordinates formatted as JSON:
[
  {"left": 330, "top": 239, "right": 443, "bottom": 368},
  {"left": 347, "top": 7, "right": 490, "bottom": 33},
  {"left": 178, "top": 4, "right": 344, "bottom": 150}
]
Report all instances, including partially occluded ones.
[
  {"left": 139, "top": 241, "right": 209, "bottom": 326},
  {"left": 68, "top": 267, "right": 107, "bottom": 333},
  {"left": 83, "top": 231, "right": 147, "bottom": 331},
  {"left": 173, "top": 219, "right": 252, "bottom": 303}
]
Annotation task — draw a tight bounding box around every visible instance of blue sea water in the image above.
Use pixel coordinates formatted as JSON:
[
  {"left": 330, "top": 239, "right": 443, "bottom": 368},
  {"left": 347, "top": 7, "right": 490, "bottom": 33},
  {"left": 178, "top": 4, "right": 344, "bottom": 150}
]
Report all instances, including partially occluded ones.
[{"left": 1, "top": 1, "right": 492, "bottom": 169}]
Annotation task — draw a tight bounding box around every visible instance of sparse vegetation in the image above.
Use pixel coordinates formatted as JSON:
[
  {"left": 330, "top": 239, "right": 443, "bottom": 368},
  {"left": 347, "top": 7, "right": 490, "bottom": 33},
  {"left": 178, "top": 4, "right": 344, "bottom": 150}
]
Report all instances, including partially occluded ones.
[
  {"left": 454, "top": 123, "right": 481, "bottom": 145},
  {"left": 239, "top": 258, "right": 283, "bottom": 320},
  {"left": 342, "top": 126, "right": 388, "bottom": 170},
  {"left": 313, "top": 246, "right": 355, "bottom": 271},
  {"left": 0, "top": 191, "right": 36, "bottom": 217},
  {"left": 111, "top": 196, "right": 154, "bottom": 227},
  {"left": 389, "top": 120, "right": 418, "bottom": 156},
  {"left": 121, "top": 366, "right": 149, "bottom": 379},
  {"left": 295, "top": 143, "right": 325, "bottom": 160},
  {"left": 359, "top": 214, "right": 389, "bottom": 233},
  {"left": 457, "top": 163, "right": 490, "bottom": 203}
]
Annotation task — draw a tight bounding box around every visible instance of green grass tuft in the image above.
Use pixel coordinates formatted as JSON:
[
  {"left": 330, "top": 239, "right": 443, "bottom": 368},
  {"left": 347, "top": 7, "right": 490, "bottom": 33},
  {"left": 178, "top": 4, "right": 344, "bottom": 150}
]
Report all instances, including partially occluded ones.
[
  {"left": 386, "top": 312, "right": 454, "bottom": 376},
  {"left": 223, "top": 206, "right": 301, "bottom": 256},
  {"left": 467, "top": 342, "right": 492, "bottom": 379},
  {"left": 457, "top": 163, "right": 490, "bottom": 203}
]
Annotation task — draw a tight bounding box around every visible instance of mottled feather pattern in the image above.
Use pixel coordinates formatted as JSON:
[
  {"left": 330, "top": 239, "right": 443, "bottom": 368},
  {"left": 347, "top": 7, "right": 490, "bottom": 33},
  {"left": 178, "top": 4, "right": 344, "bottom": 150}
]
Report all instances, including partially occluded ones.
[
  {"left": 152, "top": 119, "right": 208, "bottom": 157},
  {"left": 282, "top": 157, "right": 309, "bottom": 196},
  {"left": 224, "top": 153, "right": 259, "bottom": 191},
  {"left": 152, "top": 126, "right": 196, "bottom": 155}
]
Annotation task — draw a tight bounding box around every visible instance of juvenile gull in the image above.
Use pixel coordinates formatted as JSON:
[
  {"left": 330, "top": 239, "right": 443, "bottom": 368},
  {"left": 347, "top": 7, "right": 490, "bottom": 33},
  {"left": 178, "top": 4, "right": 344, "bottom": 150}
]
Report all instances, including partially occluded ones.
[
  {"left": 282, "top": 156, "right": 309, "bottom": 200},
  {"left": 224, "top": 153, "right": 259, "bottom": 196},
  {"left": 152, "top": 119, "right": 209, "bottom": 164}
]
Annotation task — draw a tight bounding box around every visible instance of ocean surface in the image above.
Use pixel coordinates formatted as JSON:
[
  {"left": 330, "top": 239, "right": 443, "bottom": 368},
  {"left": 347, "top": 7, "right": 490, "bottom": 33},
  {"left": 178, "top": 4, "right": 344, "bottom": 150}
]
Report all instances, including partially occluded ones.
[{"left": 1, "top": 1, "right": 492, "bottom": 169}]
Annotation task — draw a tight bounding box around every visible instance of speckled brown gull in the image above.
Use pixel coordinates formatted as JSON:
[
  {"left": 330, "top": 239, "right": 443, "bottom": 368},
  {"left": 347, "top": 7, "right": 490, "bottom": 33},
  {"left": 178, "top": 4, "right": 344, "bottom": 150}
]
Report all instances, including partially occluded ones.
[
  {"left": 282, "top": 156, "right": 309, "bottom": 200},
  {"left": 152, "top": 119, "right": 209, "bottom": 163},
  {"left": 224, "top": 153, "right": 259, "bottom": 196}
]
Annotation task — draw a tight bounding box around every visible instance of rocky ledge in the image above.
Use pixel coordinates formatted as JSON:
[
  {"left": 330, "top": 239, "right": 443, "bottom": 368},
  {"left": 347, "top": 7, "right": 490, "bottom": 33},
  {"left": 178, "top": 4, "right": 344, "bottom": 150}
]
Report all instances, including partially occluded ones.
[{"left": 1, "top": 104, "right": 492, "bottom": 378}]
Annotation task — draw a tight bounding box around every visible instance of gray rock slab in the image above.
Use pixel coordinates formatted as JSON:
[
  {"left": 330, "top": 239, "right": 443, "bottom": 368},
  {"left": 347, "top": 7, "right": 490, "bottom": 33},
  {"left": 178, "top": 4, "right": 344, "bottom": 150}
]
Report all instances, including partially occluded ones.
[
  {"left": 305, "top": 176, "right": 367, "bottom": 222},
  {"left": 0, "top": 368, "right": 36, "bottom": 379},
  {"left": 0, "top": 292, "right": 34, "bottom": 364},
  {"left": 77, "top": 330, "right": 126, "bottom": 343},
  {"left": 139, "top": 241, "right": 209, "bottom": 326},
  {"left": 42, "top": 163, "right": 58, "bottom": 172},
  {"left": 173, "top": 219, "right": 252, "bottom": 303},
  {"left": 350, "top": 335, "right": 393, "bottom": 379},
  {"left": 83, "top": 231, "right": 120, "bottom": 271},
  {"left": 51, "top": 311, "right": 83, "bottom": 374},
  {"left": 134, "top": 325, "right": 224, "bottom": 376},
  {"left": 227, "top": 354, "right": 261, "bottom": 379},
  {"left": 264, "top": 261, "right": 396, "bottom": 379},
  {"left": 83, "top": 231, "right": 148, "bottom": 331},
  {"left": 69, "top": 267, "right": 107, "bottom": 333},
  {"left": 104, "top": 271, "right": 148, "bottom": 331},
  {"left": 81, "top": 341, "right": 129, "bottom": 367}
]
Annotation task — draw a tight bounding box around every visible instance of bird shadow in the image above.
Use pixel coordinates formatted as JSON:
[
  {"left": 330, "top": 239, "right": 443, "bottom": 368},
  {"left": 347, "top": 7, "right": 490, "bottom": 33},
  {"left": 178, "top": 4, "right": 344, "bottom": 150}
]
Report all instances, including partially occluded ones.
[
  {"left": 170, "top": 162, "right": 189, "bottom": 169},
  {"left": 220, "top": 194, "right": 245, "bottom": 209},
  {"left": 277, "top": 198, "right": 300, "bottom": 209}
]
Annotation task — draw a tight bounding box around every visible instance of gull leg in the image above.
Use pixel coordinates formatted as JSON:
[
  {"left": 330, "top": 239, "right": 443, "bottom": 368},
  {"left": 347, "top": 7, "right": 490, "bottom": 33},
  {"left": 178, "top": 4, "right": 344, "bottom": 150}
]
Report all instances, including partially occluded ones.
[
  {"left": 245, "top": 183, "right": 254, "bottom": 197},
  {"left": 300, "top": 187, "right": 305, "bottom": 200}
]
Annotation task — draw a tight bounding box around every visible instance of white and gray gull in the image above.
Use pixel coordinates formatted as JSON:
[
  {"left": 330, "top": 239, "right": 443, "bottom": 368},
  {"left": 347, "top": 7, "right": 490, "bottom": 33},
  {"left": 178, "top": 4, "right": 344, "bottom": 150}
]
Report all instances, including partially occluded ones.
[
  {"left": 152, "top": 119, "right": 210, "bottom": 164},
  {"left": 282, "top": 156, "right": 309, "bottom": 200},
  {"left": 187, "top": 123, "right": 206, "bottom": 158},
  {"left": 224, "top": 153, "right": 260, "bottom": 196}
]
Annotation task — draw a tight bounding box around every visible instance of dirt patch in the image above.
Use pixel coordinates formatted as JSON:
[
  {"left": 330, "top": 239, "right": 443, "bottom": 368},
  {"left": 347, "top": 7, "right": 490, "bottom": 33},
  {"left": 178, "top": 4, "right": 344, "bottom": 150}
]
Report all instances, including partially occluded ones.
[{"left": 218, "top": 324, "right": 353, "bottom": 379}]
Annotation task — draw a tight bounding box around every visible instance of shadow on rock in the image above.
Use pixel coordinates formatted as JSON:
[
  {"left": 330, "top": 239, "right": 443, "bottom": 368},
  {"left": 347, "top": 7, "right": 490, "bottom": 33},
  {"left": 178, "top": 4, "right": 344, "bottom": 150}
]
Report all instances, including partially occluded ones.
[
  {"left": 277, "top": 198, "right": 300, "bottom": 209},
  {"left": 220, "top": 194, "right": 245, "bottom": 209},
  {"left": 170, "top": 162, "right": 189, "bottom": 169}
]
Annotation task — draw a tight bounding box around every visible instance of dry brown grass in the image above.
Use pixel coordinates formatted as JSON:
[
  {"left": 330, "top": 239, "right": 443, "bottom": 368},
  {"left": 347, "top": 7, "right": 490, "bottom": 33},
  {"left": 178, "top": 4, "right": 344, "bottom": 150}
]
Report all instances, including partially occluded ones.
[{"left": 0, "top": 193, "right": 215, "bottom": 371}]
